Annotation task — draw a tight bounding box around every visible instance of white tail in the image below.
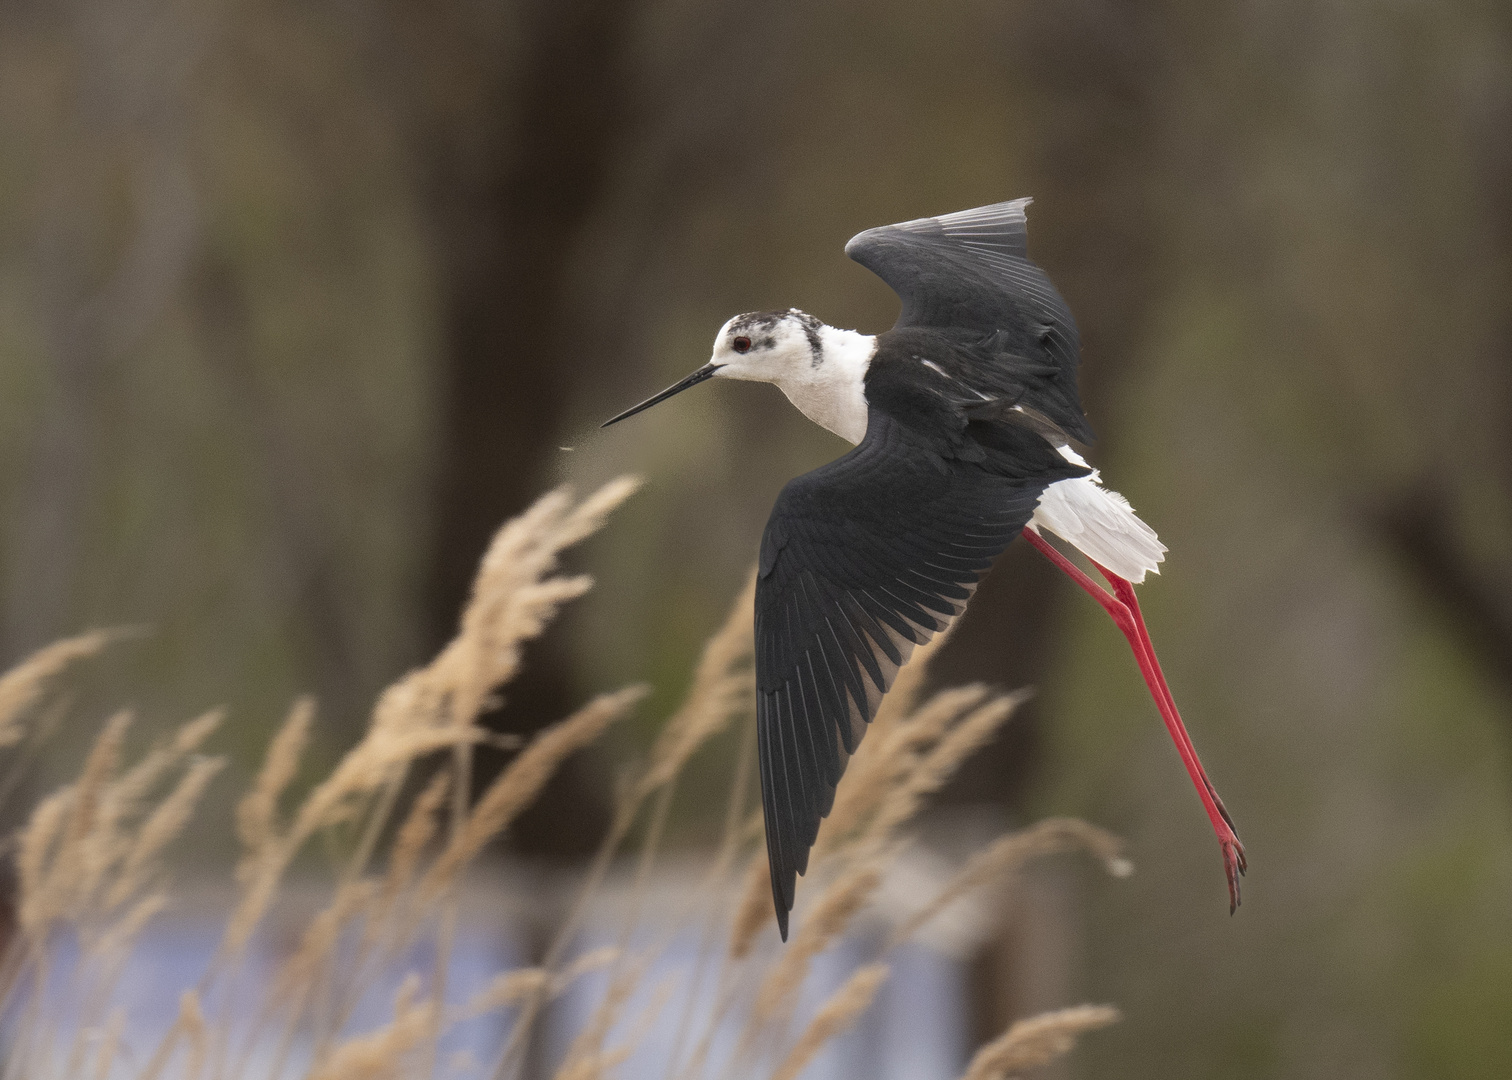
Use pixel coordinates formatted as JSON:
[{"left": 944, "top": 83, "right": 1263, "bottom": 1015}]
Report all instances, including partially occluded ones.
[{"left": 1029, "top": 448, "right": 1166, "bottom": 584}]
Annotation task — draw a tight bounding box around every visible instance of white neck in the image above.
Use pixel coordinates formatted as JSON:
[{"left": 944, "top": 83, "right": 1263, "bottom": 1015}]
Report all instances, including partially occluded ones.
[{"left": 774, "top": 325, "right": 875, "bottom": 444}]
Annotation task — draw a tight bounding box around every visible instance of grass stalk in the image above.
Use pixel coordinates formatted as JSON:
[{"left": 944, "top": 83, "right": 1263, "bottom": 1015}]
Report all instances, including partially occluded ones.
[{"left": 0, "top": 479, "right": 1125, "bottom": 1080}]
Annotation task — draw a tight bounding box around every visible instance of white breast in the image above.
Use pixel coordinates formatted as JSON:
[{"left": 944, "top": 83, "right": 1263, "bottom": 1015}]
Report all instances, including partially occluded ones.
[
  {"left": 1029, "top": 446, "right": 1166, "bottom": 583},
  {"left": 776, "top": 326, "right": 875, "bottom": 445}
]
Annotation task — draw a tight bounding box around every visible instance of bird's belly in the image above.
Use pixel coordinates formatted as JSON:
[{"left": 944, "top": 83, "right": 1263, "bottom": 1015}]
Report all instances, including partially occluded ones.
[{"left": 1030, "top": 476, "right": 1167, "bottom": 584}]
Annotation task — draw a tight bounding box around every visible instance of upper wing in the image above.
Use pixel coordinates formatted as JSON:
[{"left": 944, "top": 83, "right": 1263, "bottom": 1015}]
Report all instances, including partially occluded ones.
[
  {"left": 754, "top": 410, "right": 1059, "bottom": 938},
  {"left": 845, "top": 199, "right": 1089, "bottom": 441}
]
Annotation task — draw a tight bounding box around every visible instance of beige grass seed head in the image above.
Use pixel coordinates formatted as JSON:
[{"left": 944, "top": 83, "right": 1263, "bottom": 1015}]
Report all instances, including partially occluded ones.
[
  {"left": 309, "top": 974, "right": 437, "bottom": 1080},
  {"left": 773, "top": 963, "right": 889, "bottom": 1080},
  {"left": 0, "top": 630, "right": 126, "bottom": 749},
  {"left": 729, "top": 852, "right": 776, "bottom": 960},
  {"left": 236, "top": 697, "right": 314, "bottom": 870},
  {"left": 0, "top": 475, "right": 1131, "bottom": 1080},
  {"left": 422, "top": 685, "right": 646, "bottom": 896},
  {"left": 961, "top": 1004, "right": 1121, "bottom": 1080},
  {"left": 756, "top": 864, "right": 881, "bottom": 1019},
  {"left": 891, "top": 817, "right": 1131, "bottom": 947},
  {"left": 107, "top": 756, "right": 226, "bottom": 911}
]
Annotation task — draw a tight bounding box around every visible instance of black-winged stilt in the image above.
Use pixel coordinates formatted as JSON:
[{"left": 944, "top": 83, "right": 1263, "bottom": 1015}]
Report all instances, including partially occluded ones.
[{"left": 604, "top": 199, "right": 1245, "bottom": 938}]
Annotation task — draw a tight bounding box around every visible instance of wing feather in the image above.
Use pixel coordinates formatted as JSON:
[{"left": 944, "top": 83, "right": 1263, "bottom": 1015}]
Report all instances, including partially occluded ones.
[
  {"left": 845, "top": 198, "right": 1091, "bottom": 443},
  {"left": 755, "top": 410, "right": 1056, "bottom": 938}
]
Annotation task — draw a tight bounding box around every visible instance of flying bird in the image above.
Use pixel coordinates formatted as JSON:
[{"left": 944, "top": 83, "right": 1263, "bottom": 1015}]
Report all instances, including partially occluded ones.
[{"left": 603, "top": 199, "right": 1245, "bottom": 938}]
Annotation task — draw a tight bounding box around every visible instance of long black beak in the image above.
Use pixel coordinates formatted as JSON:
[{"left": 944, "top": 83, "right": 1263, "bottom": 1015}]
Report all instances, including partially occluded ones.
[{"left": 601, "top": 364, "right": 720, "bottom": 427}]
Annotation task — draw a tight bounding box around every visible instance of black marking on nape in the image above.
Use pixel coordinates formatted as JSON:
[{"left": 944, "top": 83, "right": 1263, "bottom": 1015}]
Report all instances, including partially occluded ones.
[{"left": 788, "top": 308, "right": 825, "bottom": 368}]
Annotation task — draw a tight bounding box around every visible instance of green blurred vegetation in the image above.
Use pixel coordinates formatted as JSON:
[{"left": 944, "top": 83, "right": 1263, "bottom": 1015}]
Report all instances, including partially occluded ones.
[{"left": 1, "top": 0, "right": 1510, "bottom": 1075}]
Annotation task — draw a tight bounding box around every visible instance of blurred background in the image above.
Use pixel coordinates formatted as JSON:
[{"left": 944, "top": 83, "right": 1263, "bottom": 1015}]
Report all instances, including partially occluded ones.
[{"left": 1, "top": 0, "right": 1510, "bottom": 1075}]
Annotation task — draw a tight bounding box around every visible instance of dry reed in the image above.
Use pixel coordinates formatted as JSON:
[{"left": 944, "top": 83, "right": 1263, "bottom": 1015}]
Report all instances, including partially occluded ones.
[
  {"left": 14, "top": 788, "right": 74, "bottom": 935},
  {"left": 108, "top": 756, "right": 226, "bottom": 910},
  {"left": 0, "top": 476, "right": 1129, "bottom": 1080},
  {"left": 771, "top": 963, "right": 889, "bottom": 1080},
  {"left": 236, "top": 698, "right": 314, "bottom": 873},
  {"left": 275, "top": 879, "right": 378, "bottom": 995},
  {"left": 0, "top": 630, "right": 125, "bottom": 749},
  {"left": 89, "top": 891, "right": 169, "bottom": 961},
  {"left": 860, "top": 689, "right": 1028, "bottom": 850},
  {"left": 460, "top": 946, "right": 621, "bottom": 1020},
  {"left": 137, "top": 990, "right": 211, "bottom": 1080},
  {"left": 551, "top": 1046, "right": 633, "bottom": 1080},
  {"left": 179, "top": 990, "right": 209, "bottom": 1079},
  {"left": 16, "top": 711, "right": 131, "bottom": 935},
  {"left": 556, "top": 970, "right": 675, "bottom": 1080},
  {"left": 815, "top": 685, "right": 995, "bottom": 859},
  {"left": 552, "top": 964, "right": 642, "bottom": 1079},
  {"left": 90, "top": 1007, "right": 125, "bottom": 1080},
  {"left": 890, "top": 817, "right": 1132, "bottom": 947},
  {"left": 727, "top": 852, "right": 774, "bottom": 959},
  {"left": 754, "top": 864, "right": 881, "bottom": 1020},
  {"left": 420, "top": 686, "right": 647, "bottom": 896},
  {"left": 107, "top": 709, "right": 224, "bottom": 828},
  {"left": 464, "top": 968, "right": 550, "bottom": 1015},
  {"left": 308, "top": 975, "right": 436, "bottom": 1080},
  {"left": 378, "top": 770, "right": 449, "bottom": 910},
  {"left": 961, "top": 1004, "right": 1122, "bottom": 1080}
]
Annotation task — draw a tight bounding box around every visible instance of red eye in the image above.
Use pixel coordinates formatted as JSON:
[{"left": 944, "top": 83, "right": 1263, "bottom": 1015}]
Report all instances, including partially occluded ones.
[{"left": 733, "top": 336, "right": 752, "bottom": 353}]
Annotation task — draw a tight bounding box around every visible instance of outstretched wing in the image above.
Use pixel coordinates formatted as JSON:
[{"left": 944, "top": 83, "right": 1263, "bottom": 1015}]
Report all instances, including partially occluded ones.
[
  {"left": 844, "top": 199, "right": 1067, "bottom": 341},
  {"left": 845, "top": 199, "right": 1090, "bottom": 443},
  {"left": 755, "top": 410, "right": 1057, "bottom": 938}
]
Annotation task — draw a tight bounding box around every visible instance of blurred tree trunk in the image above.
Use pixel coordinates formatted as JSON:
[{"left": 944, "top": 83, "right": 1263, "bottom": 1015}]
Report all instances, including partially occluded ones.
[
  {"left": 394, "top": 0, "right": 640, "bottom": 858},
  {"left": 1375, "top": 40, "right": 1512, "bottom": 715},
  {"left": 1378, "top": 481, "right": 1512, "bottom": 703}
]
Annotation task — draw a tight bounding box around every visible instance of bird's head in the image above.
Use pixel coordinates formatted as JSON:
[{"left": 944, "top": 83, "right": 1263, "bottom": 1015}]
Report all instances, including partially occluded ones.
[
  {"left": 706, "top": 309, "right": 825, "bottom": 384},
  {"left": 601, "top": 309, "right": 826, "bottom": 428}
]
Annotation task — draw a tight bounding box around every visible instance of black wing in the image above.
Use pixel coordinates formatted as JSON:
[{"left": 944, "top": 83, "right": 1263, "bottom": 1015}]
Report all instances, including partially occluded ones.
[
  {"left": 755, "top": 409, "right": 1081, "bottom": 938},
  {"left": 845, "top": 199, "right": 1091, "bottom": 443}
]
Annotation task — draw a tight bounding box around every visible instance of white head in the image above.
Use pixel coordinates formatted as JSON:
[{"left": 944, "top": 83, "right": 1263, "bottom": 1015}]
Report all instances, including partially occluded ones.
[
  {"left": 602, "top": 307, "right": 875, "bottom": 444},
  {"left": 707, "top": 309, "right": 827, "bottom": 385}
]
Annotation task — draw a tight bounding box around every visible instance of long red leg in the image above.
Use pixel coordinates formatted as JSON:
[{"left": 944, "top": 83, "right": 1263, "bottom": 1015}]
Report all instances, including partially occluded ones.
[
  {"left": 1094, "top": 566, "right": 1240, "bottom": 836},
  {"left": 1023, "top": 527, "right": 1246, "bottom": 912}
]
